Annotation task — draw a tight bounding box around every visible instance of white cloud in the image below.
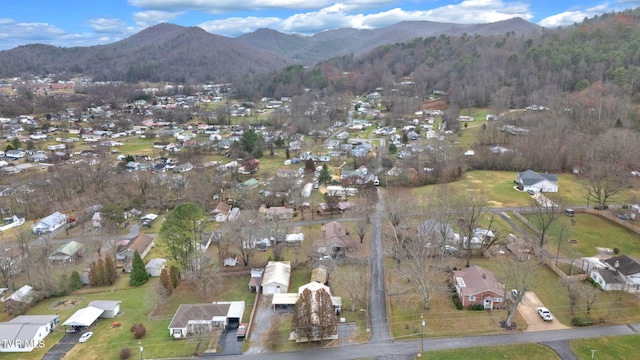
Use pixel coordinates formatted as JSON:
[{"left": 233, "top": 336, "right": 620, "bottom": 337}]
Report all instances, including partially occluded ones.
[
  {"left": 129, "top": 0, "right": 394, "bottom": 13},
  {"left": 133, "top": 10, "right": 184, "bottom": 28},
  {"left": 199, "top": 17, "right": 283, "bottom": 36},
  {"left": 0, "top": 22, "right": 66, "bottom": 40},
  {"left": 539, "top": 4, "right": 610, "bottom": 27},
  {"left": 203, "top": 0, "right": 533, "bottom": 36},
  {"left": 87, "top": 18, "right": 129, "bottom": 34}
]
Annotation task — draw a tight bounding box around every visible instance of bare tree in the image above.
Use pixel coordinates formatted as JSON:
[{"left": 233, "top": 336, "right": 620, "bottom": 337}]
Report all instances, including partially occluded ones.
[
  {"left": 530, "top": 195, "right": 561, "bottom": 248},
  {"left": 456, "top": 191, "right": 487, "bottom": 268},
  {"left": 561, "top": 278, "right": 580, "bottom": 314},
  {"left": 316, "top": 288, "right": 338, "bottom": 342},
  {"left": 393, "top": 222, "right": 442, "bottom": 310},
  {"left": 583, "top": 283, "right": 599, "bottom": 314},
  {"left": 496, "top": 257, "right": 538, "bottom": 329},
  {"left": 292, "top": 288, "right": 314, "bottom": 341}
]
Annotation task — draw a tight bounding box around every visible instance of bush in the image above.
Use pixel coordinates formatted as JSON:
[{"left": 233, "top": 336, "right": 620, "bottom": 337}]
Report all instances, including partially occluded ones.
[
  {"left": 571, "top": 317, "right": 593, "bottom": 326},
  {"left": 452, "top": 293, "right": 463, "bottom": 310},
  {"left": 469, "top": 304, "right": 485, "bottom": 310},
  {"left": 613, "top": 247, "right": 620, "bottom": 255},
  {"left": 586, "top": 277, "right": 601, "bottom": 289},
  {"left": 130, "top": 323, "right": 147, "bottom": 339},
  {"left": 120, "top": 348, "right": 132, "bottom": 359}
]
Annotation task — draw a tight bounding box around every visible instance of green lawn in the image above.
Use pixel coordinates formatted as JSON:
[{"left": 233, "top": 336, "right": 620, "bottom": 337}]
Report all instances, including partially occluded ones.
[
  {"left": 524, "top": 213, "right": 640, "bottom": 258},
  {"left": 422, "top": 343, "right": 560, "bottom": 359},
  {"left": 571, "top": 335, "right": 640, "bottom": 360}
]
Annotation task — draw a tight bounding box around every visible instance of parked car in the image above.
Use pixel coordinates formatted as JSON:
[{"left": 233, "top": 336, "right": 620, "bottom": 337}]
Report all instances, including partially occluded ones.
[
  {"left": 79, "top": 332, "right": 93, "bottom": 343},
  {"left": 537, "top": 307, "right": 553, "bottom": 321},
  {"left": 527, "top": 189, "right": 535, "bottom": 195},
  {"left": 236, "top": 323, "right": 248, "bottom": 339}
]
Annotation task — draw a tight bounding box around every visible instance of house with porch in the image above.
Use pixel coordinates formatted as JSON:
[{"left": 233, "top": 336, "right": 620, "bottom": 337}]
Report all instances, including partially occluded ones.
[
  {"left": 515, "top": 169, "right": 558, "bottom": 193},
  {"left": 591, "top": 255, "right": 640, "bottom": 292},
  {"left": 452, "top": 266, "right": 505, "bottom": 309},
  {"left": 0, "top": 315, "right": 59, "bottom": 352},
  {"left": 314, "top": 221, "right": 351, "bottom": 256},
  {"left": 115, "top": 233, "right": 155, "bottom": 272}
]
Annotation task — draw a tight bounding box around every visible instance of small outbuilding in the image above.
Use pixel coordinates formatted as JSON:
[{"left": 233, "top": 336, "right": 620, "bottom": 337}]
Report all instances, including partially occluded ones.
[
  {"left": 88, "top": 300, "right": 121, "bottom": 318},
  {"left": 145, "top": 258, "right": 167, "bottom": 277}
]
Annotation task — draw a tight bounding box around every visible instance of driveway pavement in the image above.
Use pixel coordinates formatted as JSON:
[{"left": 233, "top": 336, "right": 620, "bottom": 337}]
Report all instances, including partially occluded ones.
[
  {"left": 41, "top": 330, "right": 83, "bottom": 360},
  {"left": 517, "top": 292, "right": 569, "bottom": 332}
]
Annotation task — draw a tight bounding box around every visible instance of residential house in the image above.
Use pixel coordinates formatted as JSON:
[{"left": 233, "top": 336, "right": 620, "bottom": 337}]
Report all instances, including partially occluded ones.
[
  {"left": 515, "top": 169, "right": 559, "bottom": 193},
  {"left": 0, "top": 214, "right": 25, "bottom": 232},
  {"left": 87, "top": 300, "right": 121, "bottom": 318},
  {"left": 48, "top": 241, "right": 83, "bottom": 262},
  {"left": 145, "top": 258, "right": 167, "bottom": 277},
  {"left": 0, "top": 315, "right": 59, "bottom": 353},
  {"left": 116, "top": 233, "right": 155, "bottom": 272},
  {"left": 285, "top": 233, "right": 304, "bottom": 245},
  {"left": 591, "top": 255, "right": 640, "bottom": 292},
  {"left": 209, "top": 201, "right": 230, "bottom": 222},
  {"left": 452, "top": 266, "right": 505, "bottom": 309},
  {"left": 32, "top": 211, "right": 67, "bottom": 235},
  {"left": 261, "top": 261, "right": 291, "bottom": 294},
  {"left": 259, "top": 205, "right": 294, "bottom": 221},
  {"left": 276, "top": 168, "right": 301, "bottom": 178},
  {"left": 417, "top": 220, "right": 457, "bottom": 245},
  {"left": 5, "top": 150, "right": 25, "bottom": 159},
  {"left": 463, "top": 228, "right": 495, "bottom": 250},
  {"left": 168, "top": 301, "right": 245, "bottom": 338},
  {"left": 174, "top": 162, "right": 193, "bottom": 173},
  {"left": 2, "top": 285, "right": 35, "bottom": 313},
  {"left": 315, "top": 221, "right": 351, "bottom": 256}
]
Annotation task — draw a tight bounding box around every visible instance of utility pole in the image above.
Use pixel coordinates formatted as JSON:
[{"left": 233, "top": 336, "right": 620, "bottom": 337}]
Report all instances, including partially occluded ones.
[{"left": 421, "top": 314, "right": 425, "bottom": 356}]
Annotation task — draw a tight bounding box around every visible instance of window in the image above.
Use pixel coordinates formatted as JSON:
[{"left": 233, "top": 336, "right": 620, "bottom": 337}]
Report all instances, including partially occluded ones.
[
  {"left": 494, "top": 297, "right": 503, "bottom": 302},
  {"left": 468, "top": 295, "right": 475, "bottom": 301}
]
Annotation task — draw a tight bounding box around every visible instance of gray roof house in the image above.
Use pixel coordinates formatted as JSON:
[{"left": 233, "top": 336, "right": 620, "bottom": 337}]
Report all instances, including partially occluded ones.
[
  {"left": 32, "top": 211, "right": 68, "bottom": 235},
  {"left": 590, "top": 255, "right": 640, "bottom": 292},
  {"left": 417, "top": 220, "right": 456, "bottom": 244},
  {"left": 48, "top": 241, "right": 83, "bottom": 262},
  {"left": 515, "top": 169, "right": 558, "bottom": 193},
  {"left": 0, "top": 314, "right": 59, "bottom": 353},
  {"left": 168, "top": 303, "right": 231, "bottom": 339}
]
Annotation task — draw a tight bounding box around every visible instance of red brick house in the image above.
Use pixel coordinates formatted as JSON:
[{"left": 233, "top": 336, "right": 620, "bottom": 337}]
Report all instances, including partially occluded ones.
[{"left": 452, "top": 266, "right": 505, "bottom": 309}]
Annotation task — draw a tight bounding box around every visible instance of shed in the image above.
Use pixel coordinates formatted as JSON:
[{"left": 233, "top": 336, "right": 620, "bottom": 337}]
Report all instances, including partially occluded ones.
[
  {"left": 145, "top": 258, "right": 167, "bottom": 277},
  {"left": 87, "top": 300, "right": 121, "bottom": 318}
]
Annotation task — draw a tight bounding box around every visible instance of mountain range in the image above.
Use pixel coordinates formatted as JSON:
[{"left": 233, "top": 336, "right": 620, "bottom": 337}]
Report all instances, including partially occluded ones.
[{"left": 0, "top": 18, "right": 541, "bottom": 84}]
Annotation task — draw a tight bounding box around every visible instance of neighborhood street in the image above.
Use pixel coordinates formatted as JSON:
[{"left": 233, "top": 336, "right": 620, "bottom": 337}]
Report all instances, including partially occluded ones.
[{"left": 220, "top": 322, "right": 640, "bottom": 360}]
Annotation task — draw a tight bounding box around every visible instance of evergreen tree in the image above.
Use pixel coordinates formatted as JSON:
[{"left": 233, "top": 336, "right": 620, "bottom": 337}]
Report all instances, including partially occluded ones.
[
  {"left": 388, "top": 142, "right": 397, "bottom": 154},
  {"left": 318, "top": 164, "right": 331, "bottom": 185},
  {"left": 69, "top": 270, "right": 84, "bottom": 290},
  {"left": 129, "top": 251, "right": 148, "bottom": 287}
]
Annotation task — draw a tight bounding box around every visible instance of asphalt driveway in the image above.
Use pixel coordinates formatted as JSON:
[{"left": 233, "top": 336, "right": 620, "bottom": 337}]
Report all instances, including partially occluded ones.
[
  {"left": 41, "top": 330, "right": 83, "bottom": 360},
  {"left": 517, "top": 292, "right": 569, "bottom": 332}
]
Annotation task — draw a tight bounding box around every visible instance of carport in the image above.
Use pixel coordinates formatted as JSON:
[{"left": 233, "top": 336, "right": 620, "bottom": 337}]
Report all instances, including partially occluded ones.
[
  {"left": 62, "top": 306, "right": 104, "bottom": 331},
  {"left": 272, "top": 293, "right": 298, "bottom": 311}
]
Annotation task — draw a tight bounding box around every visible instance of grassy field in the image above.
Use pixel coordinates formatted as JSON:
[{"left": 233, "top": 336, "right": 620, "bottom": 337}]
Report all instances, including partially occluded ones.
[
  {"left": 571, "top": 334, "right": 640, "bottom": 360},
  {"left": 422, "top": 343, "right": 560, "bottom": 359},
  {"left": 523, "top": 213, "right": 640, "bottom": 258}
]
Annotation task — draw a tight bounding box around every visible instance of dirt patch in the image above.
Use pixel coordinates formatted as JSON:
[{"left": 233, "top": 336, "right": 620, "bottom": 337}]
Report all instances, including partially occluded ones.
[
  {"left": 50, "top": 298, "right": 82, "bottom": 310},
  {"left": 487, "top": 200, "right": 504, "bottom": 207},
  {"left": 516, "top": 292, "right": 569, "bottom": 332}
]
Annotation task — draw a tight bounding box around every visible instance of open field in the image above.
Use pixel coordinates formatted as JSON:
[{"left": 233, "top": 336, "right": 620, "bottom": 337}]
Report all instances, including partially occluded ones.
[
  {"left": 423, "top": 343, "right": 560, "bottom": 359},
  {"left": 571, "top": 334, "right": 640, "bottom": 360}
]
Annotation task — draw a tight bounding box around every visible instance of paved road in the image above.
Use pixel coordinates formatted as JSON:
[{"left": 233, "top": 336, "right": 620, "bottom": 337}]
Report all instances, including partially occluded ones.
[
  {"left": 41, "top": 329, "right": 83, "bottom": 360},
  {"left": 368, "top": 188, "right": 391, "bottom": 343},
  {"left": 219, "top": 322, "right": 640, "bottom": 360}
]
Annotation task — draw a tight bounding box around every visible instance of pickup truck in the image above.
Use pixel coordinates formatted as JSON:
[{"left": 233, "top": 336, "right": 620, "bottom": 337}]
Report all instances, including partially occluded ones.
[{"left": 236, "top": 323, "right": 247, "bottom": 339}]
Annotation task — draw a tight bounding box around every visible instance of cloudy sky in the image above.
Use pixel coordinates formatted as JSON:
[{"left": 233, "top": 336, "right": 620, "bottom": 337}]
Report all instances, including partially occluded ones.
[{"left": 0, "top": 0, "right": 639, "bottom": 50}]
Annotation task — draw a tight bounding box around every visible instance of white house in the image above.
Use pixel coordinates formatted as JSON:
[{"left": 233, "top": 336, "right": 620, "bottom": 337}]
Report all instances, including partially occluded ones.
[
  {"left": 168, "top": 303, "right": 231, "bottom": 338},
  {"left": 0, "top": 215, "right": 25, "bottom": 232},
  {"left": 515, "top": 169, "right": 559, "bottom": 193},
  {"left": 32, "top": 211, "right": 68, "bottom": 235},
  {"left": 591, "top": 255, "right": 640, "bottom": 292},
  {"left": 261, "top": 261, "right": 291, "bottom": 294},
  {"left": 0, "top": 315, "right": 59, "bottom": 353}
]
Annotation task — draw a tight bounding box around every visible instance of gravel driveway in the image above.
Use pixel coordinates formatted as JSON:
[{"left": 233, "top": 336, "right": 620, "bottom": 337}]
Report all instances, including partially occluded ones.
[{"left": 516, "top": 292, "right": 570, "bottom": 332}]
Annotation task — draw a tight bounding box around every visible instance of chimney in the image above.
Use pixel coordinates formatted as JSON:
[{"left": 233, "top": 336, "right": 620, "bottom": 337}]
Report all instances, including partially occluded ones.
[{"left": 614, "top": 260, "right": 620, "bottom": 269}]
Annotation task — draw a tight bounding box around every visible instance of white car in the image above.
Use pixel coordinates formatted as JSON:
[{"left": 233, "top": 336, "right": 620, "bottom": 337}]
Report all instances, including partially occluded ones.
[
  {"left": 79, "top": 332, "right": 93, "bottom": 343},
  {"left": 537, "top": 307, "right": 554, "bottom": 321}
]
